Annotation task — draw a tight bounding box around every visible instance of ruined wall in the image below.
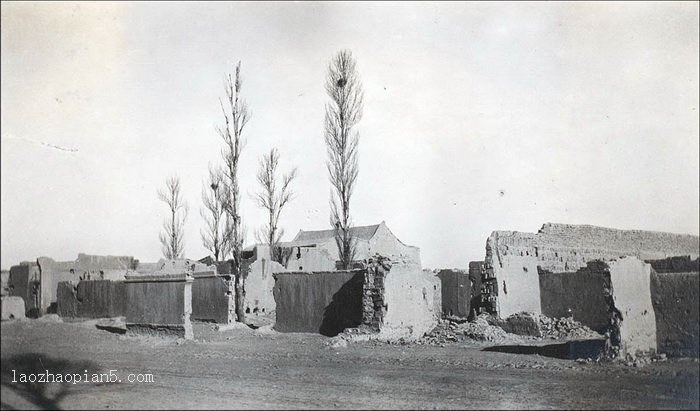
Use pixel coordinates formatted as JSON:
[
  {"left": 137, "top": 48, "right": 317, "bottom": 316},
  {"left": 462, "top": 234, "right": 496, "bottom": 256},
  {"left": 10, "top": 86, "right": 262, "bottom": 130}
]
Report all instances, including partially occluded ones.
[
  {"left": 8, "top": 262, "right": 40, "bottom": 316},
  {"left": 273, "top": 270, "right": 364, "bottom": 336},
  {"left": 538, "top": 257, "right": 656, "bottom": 356},
  {"left": 379, "top": 262, "right": 440, "bottom": 340},
  {"left": 484, "top": 224, "right": 699, "bottom": 317},
  {"left": 436, "top": 269, "right": 470, "bottom": 317},
  {"left": 650, "top": 271, "right": 699, "bottom": 357},
  {"left": 124, "top": 273, "right": 193, "bottom": 339},
  {"left": 467, "top": 262, "right": 484, "bottom": 317},
  {"left": 608, "top": 257, "right": 657, "bottom": 356},
  {"left": 538, "top": 263, "right": 613, "bottom": 333},
  {"left": 56, "top": 280, "right": 126, "bottom": 319},
  {"left": 486, "top": 235, "right": 541, "bottom": 318},
  {"left": 242, "top": 245, "right": 287, "bottom": 315}
]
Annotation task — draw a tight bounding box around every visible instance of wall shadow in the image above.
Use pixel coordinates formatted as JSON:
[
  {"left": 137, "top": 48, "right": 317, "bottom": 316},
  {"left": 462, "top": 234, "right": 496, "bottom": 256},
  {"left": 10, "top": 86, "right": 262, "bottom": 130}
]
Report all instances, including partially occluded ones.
[
  {"left": 319, "top": 272, "right": 364, "bottom": 337},
  {"left": 1, "top": 353, "right": 100, "bottom": 410},
  {"left": 482, "top": 339, "right": 607, "bottom": 360}
]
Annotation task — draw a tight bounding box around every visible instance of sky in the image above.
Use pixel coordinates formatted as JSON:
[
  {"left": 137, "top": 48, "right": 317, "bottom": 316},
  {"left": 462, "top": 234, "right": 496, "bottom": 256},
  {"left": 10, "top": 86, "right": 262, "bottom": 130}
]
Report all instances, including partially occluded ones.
[{"left": 1, "top": 1, "right": 698, "bottom": 270}]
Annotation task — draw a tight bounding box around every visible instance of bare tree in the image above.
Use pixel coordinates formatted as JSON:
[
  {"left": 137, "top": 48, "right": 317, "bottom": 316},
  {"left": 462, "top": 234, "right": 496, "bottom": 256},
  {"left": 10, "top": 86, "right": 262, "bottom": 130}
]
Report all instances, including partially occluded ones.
[
  {"left": 324, "top": 50, "right": 364, "bottom": 269},
  {"left": 158, "top": 175, "right": 188, "bottom": 259},
  {"left": 200, "top": 165, "right": 228, "bottom": 261},
  {"left": 254, "top": 148, "right": 297, "bottom": 263},
  {"left": 216, "top": 61, "right": 250, "bottom": 323}
]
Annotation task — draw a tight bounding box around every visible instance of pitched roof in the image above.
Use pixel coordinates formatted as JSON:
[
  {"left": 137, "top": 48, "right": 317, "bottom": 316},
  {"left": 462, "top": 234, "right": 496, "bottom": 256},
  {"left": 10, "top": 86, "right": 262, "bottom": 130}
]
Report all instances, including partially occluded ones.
[{"left": 286, "top": 223, "right": 382, "bottom": 247}]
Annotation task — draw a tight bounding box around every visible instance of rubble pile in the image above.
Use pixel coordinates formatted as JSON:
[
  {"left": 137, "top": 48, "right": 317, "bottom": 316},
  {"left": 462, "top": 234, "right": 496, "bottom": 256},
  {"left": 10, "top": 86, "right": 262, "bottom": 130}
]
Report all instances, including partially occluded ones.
[
  {"left": 536, "top": 315, "right": 601, "bottom": 340},
  {"left": 420, "top": 314, "right": 524, "bottom": 345}
]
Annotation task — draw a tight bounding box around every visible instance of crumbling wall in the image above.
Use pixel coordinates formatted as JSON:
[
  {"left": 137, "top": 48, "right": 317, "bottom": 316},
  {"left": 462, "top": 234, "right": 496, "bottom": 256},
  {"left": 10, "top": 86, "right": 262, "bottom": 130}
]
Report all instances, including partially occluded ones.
[
  {"left": 56, "top": 280, "right": 126, "bottom": 318},
  {"left": 483, "top": 224, "right": 699, "bottom": 317},
  {"left": 242, "top": 245, "right": 287, "bottom": 315},
  {"left": 124, "top": 272, "right": 193, "bottom": 339},
  {"left": 538, "top": 263, "right": 611, "bottom": 333},
  {"left": 650, "top": 271, "right": 699, "bottom": 357},
  {"left": 8, "top": 262, "right": 40, "bottom": 317},
  {"left": 436, "top": 269, "right": 470, "bottom": 318},
  {"left": 378, "top": 261, "right": 440, "bottom": 340},
  {"left": 486, "top": 234, "right": 541, "bottom": 317},
  {"left": 607, "top": 257, "right": 657, "bottom": 356},
  {"left": 467, "top": 261, "right": 484, "bottom": 317},
  {"left": 273, "top": 270, "right": 364, "bottom": 336},
  {"left": 538, "top": 257, "right": 656, "bottom": 356}
]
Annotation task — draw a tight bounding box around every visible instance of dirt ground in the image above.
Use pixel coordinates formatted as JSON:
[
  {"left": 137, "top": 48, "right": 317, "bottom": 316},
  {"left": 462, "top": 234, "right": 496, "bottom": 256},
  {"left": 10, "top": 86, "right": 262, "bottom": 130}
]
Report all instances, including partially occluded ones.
[{"left": 1, "top": 317, "right": 698, "bottom": 410}]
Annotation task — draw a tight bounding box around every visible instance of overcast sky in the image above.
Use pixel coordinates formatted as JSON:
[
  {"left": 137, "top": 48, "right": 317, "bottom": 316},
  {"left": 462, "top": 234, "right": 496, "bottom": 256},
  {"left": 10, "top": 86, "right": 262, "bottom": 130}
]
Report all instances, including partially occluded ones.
[{"left": 2, "top": 1, "right": 698, "bottom": 270}]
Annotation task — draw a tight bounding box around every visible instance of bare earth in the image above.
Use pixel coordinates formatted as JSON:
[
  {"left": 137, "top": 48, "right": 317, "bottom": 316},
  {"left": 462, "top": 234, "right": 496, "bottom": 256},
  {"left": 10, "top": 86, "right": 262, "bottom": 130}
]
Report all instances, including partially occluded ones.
[{"left": 1, "top": 318, "right": 698, "bottom": 410}]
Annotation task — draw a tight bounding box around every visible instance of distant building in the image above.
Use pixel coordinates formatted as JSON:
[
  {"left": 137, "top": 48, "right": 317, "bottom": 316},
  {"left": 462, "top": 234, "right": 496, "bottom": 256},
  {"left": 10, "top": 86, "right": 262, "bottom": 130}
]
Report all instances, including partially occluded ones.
[{"left": 280, "top": 221, "right": 421, "bottom": 271}]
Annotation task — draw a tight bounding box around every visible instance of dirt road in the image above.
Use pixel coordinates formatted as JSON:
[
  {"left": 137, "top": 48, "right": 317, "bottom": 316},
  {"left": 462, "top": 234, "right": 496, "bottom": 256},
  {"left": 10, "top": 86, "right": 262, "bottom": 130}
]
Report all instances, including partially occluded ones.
[{"left": 1, "top": 319, "right": 698, "bottom": 409}]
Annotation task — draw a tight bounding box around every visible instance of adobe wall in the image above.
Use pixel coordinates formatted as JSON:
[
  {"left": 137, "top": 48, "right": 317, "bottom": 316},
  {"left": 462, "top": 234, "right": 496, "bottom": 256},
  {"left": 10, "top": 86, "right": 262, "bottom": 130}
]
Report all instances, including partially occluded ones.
[
  {"left": 538, "top": 263, "right": 611, "bottom": 333},
  {"left": 650, "top": 271, "right": 699, "bottom": 357},
  {"left": 8, "top": 263, "right": 40, "bottom": 317},
  {"left": 484, "top": 223, "right": 699, "bottom": 317},
  {"left": 124, "top": 272, "right": 193, "bottom": 339},
  {"left": 378, "top": 261, "right": 440, "bottom": 340},
  {"left": 284, "top": 247, "right": 337, "bottom": 272},
  {"left": 467, "top": 262, "right": 484, "bottom": 317},
  {"left": 538, "top": 257, "right": 656, "bottom": 356},
  {"left": 191, "top": 273, "right": 231, "bottom": 324},
  {"left": 1, "top": 296, "right": 26, "bottom": 320},
  {"left": 244, "top": 258, "right": 284, "bottom": 314},
  {"left": 56, "top": 280, "right": 126, "bottom": 319},
  {"left": 36, "top": 254, "right": 137, "bottom": 314},
  {"left": 436, "top": 269, "right": 470, "bottom": 318},
  {"left": 608, "top": 257, "right": 657, "bottom": 356},
  {"left": 273, "top": 270, "right": 364, "bottom": 336},
  {"left": 368, "top": 224, "right": 422, "bottom": 266}
]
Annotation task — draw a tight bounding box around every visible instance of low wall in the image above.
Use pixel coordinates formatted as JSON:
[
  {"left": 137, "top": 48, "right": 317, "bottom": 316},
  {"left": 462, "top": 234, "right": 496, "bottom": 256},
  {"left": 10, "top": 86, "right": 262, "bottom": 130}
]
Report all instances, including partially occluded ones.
[
  {"left": 1, "top": 296, "right": 25, "bottom": 320},
  {"left": 191, "top": 273, "right": 231, "bottom": 324},
  {"left": 538, "top": 264, "right": 611, "bottom": 333},
  {"left": 651, "top": 271, "right": 699, "bottom": 357},
  {"left": 436, "top": 269, "right": 470, "bottom": 317},
  {"left": 273, "top": 270, "right": 364, "bottom": 336},
  {"left": 56, "top": 280, "right": 126, "bottom": 319},
  {"left": 242, "top": 245, "right": 287, "bottom": 315},
  {"left": 124, "top": 273, "right": 193, "bottom": 339}
]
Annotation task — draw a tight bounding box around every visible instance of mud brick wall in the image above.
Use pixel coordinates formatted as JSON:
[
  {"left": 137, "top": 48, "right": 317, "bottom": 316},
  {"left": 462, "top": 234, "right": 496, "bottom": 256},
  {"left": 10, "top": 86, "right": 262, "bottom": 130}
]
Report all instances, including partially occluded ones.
[
  {"left": 467, "top": 262, "right": 484, "bottom": 317},
  {"left": 379, "top": 262, "right": 441, "bottom": 340},
  {"left": 8, "top": 263, "right": 40, "bottom": 317},
  {"left": 56, "top": 280, "right": 126, "bottom": 318},
  {"left": 538, "top": 263, "right": 612, "bottom": 333},
  {"left": 124, "top": 273, "right": 193, "bottom": 339},
  {"left": 191, "top": 273, "right": 230, "bottom": 324},
  {"left": 646, "top": 256, "right": 699, "bottom": 273},
  {"left": 484, "top": 223, "right": 699, "bottom": 318},
  {"left": 363, "top": 264, "right": 387, "bottom": 331},
  {"left": 650, "top": 271, "right": 699, "bottom": 357},
  {"left": 273, "top": 270, "right": 364, "bottom": 336},
  {"left": 436, "top": 269, "right": 470, "bottom": 318}
]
